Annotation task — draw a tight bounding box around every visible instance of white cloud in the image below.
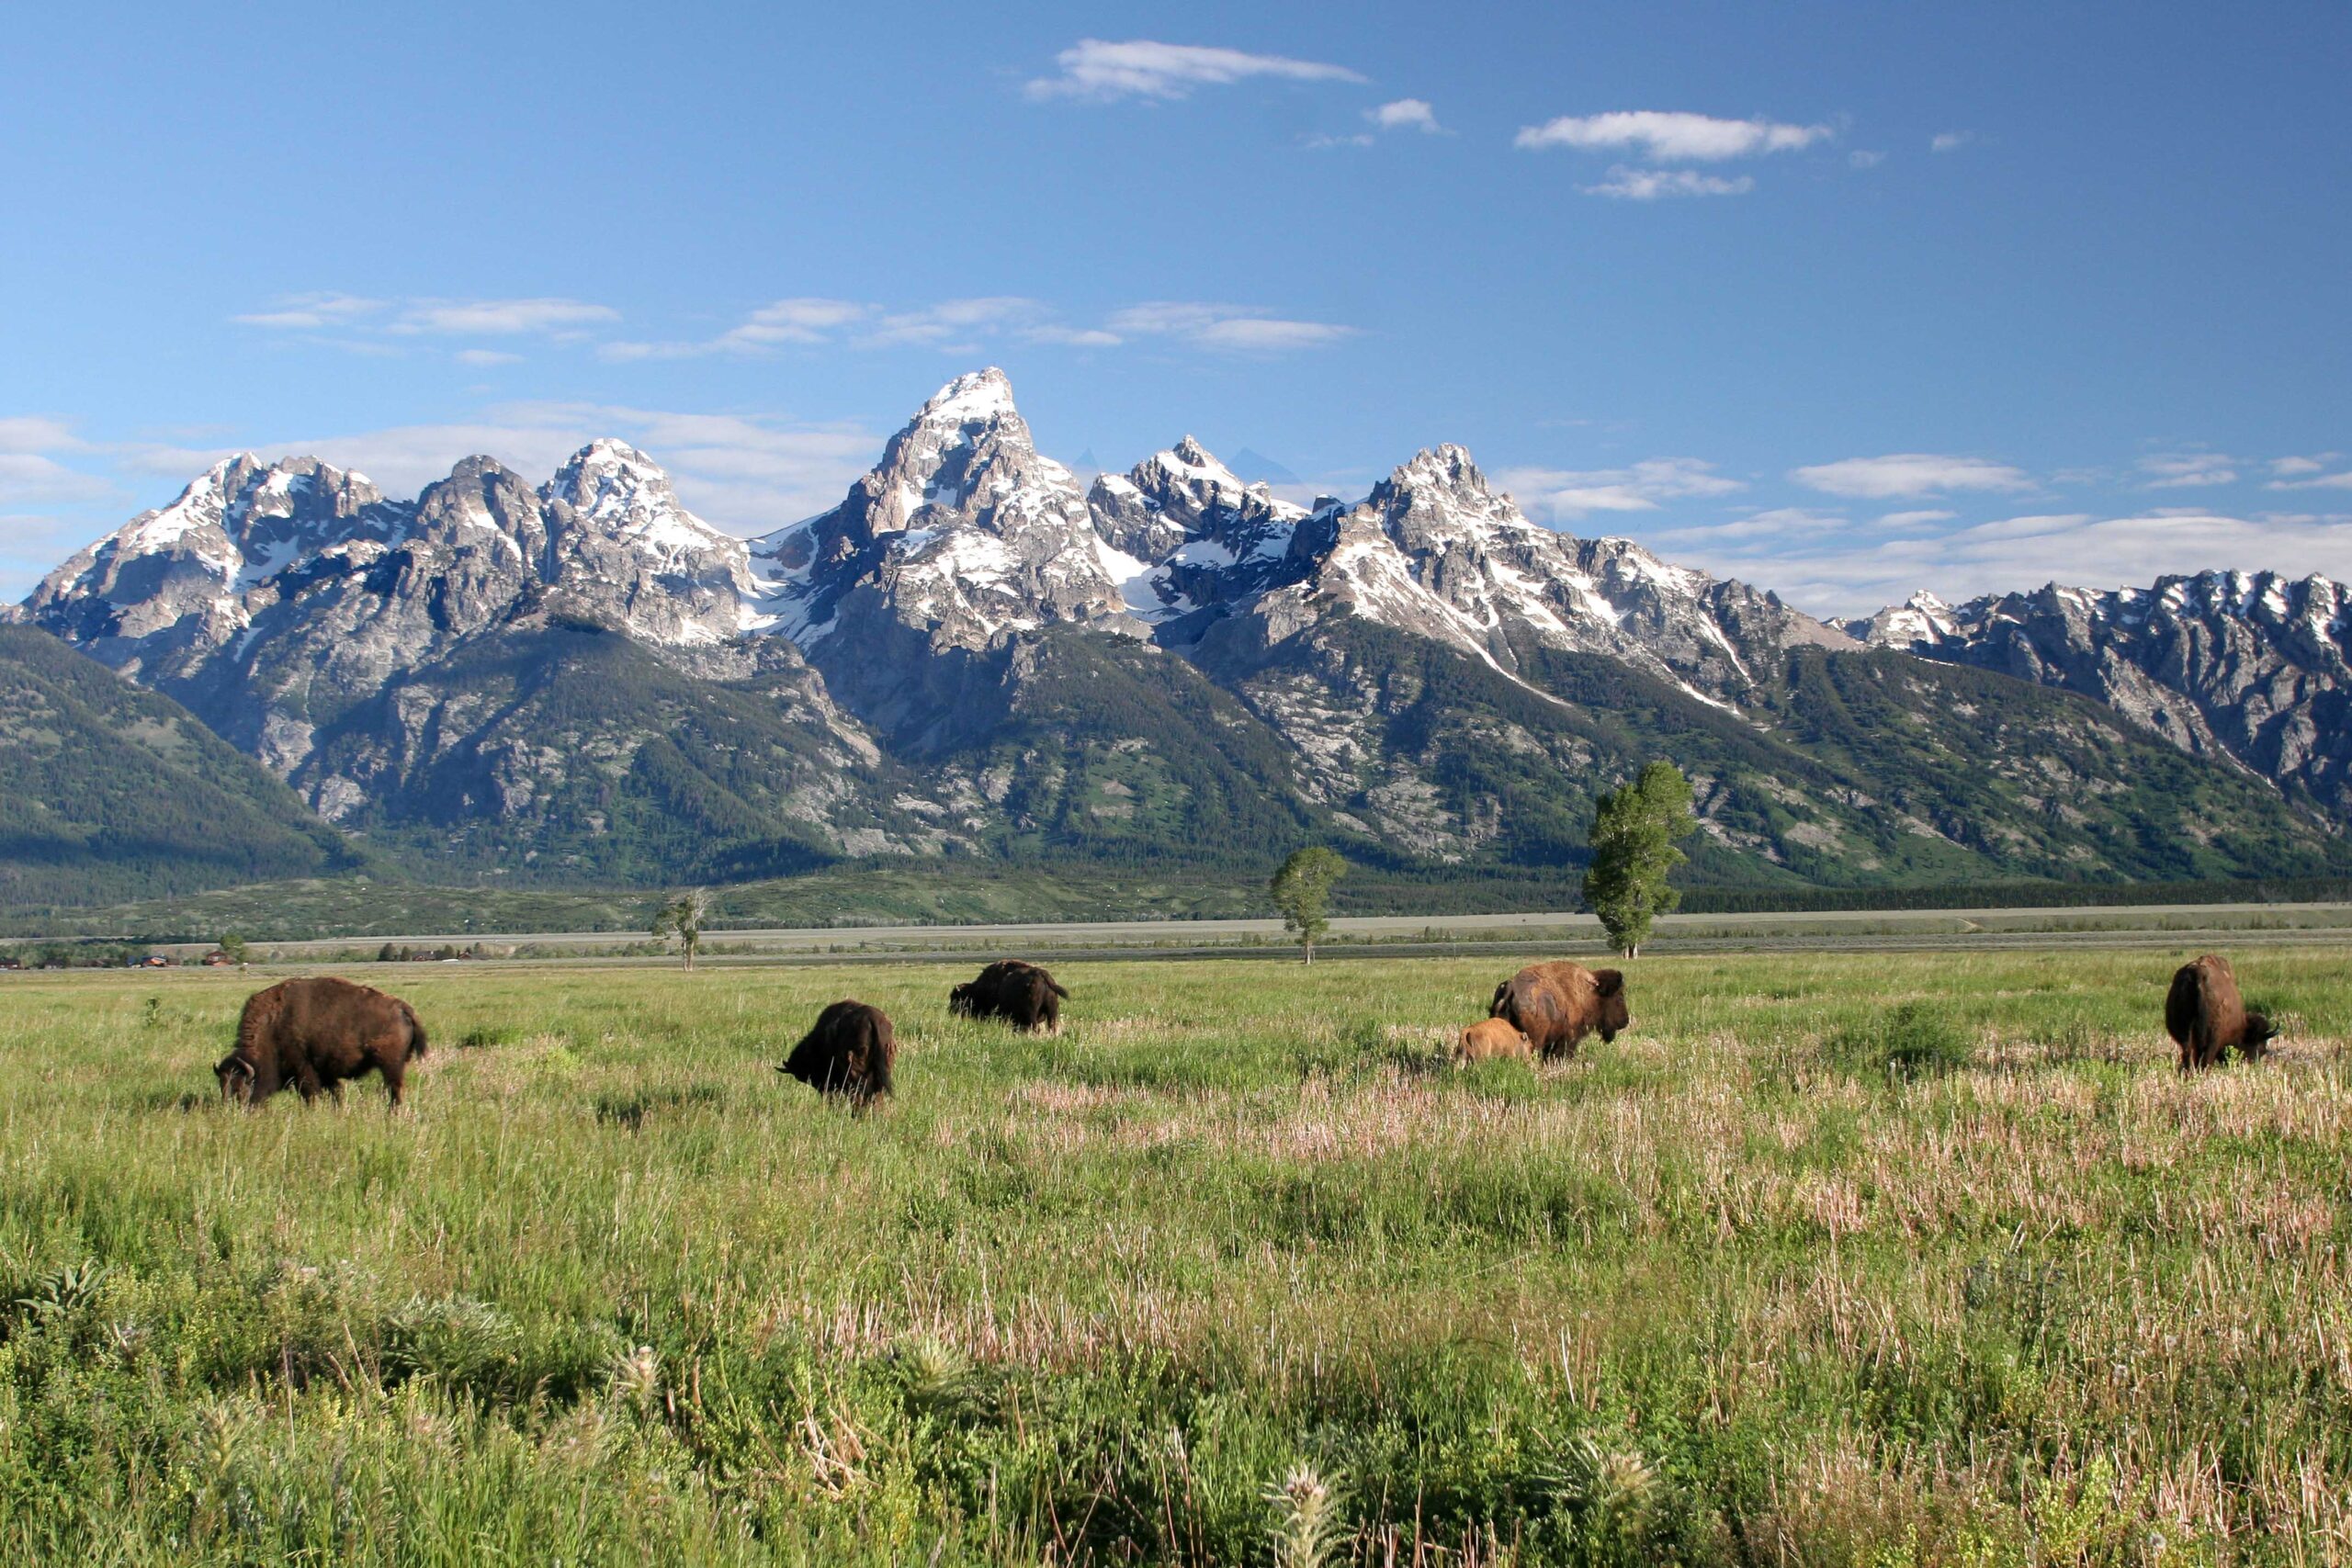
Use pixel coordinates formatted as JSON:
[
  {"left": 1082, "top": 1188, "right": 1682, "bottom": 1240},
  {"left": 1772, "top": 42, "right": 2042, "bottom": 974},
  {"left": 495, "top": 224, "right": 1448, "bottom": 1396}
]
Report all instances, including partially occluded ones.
[
  {"left": 1849, "top": 150, "right": 1885, "bottom": 168},
  {"left": 0, "top": 417, "right": 85, "bottom": 455},
  {"left": 1369, "top": 98, "right": 1442, "bottom": 133},
  {"left": 2268, "top": 455, "right": 2352, "bottom": 491},
  {"left": 863, "top": 297, "right": 1050, "bottom": 349},
  {"left": 1792, "top": 453, "right": 2032, "bottom": 499},
  {"left": 455, "top": 348, "right": 523, "bottom": 367},
  {"left": 1027, "top": 39, "right": 1364, "bottom": 102},
  {"left": 390, "top": 299, "right": 617, "bottom": 336},
  {"left": 1497, "top": 458, "right": 1744, "bottom": 520},
  {"left": 2139, "top": 451, "right": 2239, "bottom": 490},
  {"left": 1515, "top": 110, "right": 1831, "bottom": 161},
  {"left": 232, "top": 292, "right": 386, "bottom": 329},
  {"left": 1930, "top": 130, "right": 1975, "bottom": 153},
  {"left": 1878, "top": 509, "right": 1956, "bottom": 529},
  {"left": 0, "top": 453, "right": 113, "bottom": 505},
  {"left": 1025, "top": 324, "right": 1125, "bottom": 348},
  {"left": 1105, "top": 302, "right": 1356, "bottom": 354},
  {"left": 1582, "top": 166, "right": 1754, "bottom": 199}
]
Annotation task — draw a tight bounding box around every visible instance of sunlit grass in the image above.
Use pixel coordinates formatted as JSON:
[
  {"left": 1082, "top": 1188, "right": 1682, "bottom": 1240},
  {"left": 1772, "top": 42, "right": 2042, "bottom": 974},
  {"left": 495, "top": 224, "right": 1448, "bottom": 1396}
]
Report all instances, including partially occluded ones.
[{"left": 1, "top": 948, "right": 2347, "bottom": 1562}]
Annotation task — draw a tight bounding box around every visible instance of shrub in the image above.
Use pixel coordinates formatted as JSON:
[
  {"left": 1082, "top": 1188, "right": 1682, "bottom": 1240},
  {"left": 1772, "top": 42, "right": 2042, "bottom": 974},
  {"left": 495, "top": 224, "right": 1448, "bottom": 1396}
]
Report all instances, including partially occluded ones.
[{"left": 1829, "top": 1002, "right": 1972, "bottom": 1080}]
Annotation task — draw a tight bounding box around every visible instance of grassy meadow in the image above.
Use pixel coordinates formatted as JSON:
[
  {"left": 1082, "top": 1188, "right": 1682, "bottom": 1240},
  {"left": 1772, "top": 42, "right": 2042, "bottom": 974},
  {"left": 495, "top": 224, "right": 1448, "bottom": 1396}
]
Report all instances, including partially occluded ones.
[{"left": 3, "top": 948, "right": 2350, "bottom": 1564}]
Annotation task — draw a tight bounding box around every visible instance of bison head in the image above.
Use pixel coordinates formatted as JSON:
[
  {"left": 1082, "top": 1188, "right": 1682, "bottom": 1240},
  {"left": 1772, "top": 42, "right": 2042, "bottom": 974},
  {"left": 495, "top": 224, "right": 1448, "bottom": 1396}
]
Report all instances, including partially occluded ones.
[
  {"left": 948, "top": 983, "right": 976, "bottom": 1017},
  {"left": 214, "top": 1053, "right": 257, "bottom": 1104},
  {"left": 2240, "top": 1010, "right": 2278, "bottom": 1060},
  {"left": 1592, "top": 969, "right": 1631, "bottom": 1043}
]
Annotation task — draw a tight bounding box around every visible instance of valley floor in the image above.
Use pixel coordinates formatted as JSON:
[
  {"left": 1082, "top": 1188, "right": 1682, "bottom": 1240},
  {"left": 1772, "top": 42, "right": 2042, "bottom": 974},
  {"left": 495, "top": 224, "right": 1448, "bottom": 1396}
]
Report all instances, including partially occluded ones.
[{"left": 2, "top": 948, "right": 2348, "bottom": 1562}]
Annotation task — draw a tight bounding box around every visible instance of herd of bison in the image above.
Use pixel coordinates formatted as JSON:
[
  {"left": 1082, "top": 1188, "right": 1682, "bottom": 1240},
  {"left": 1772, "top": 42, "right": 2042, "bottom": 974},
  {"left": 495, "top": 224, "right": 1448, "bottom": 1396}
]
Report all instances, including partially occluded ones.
[{"left": 206, "top": 951, "right": 2279, "bottom": 1111}]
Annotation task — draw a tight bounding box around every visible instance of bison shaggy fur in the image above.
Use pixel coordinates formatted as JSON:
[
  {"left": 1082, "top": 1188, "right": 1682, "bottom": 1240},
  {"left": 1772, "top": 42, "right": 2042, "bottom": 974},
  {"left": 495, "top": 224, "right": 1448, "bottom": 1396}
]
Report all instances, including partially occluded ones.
[
  {"left": 1456, "top": 1018, "right": 1532, "bottom": 1064},
  {"left": 215, "top": 976, "right": 429, "bottom": 1108},
  {"left": 780, "top": 999, "right": 896, "bottom": 1105},
  {"left": 2165, "top": 953, "right": 2277, "bottom": 1072},
  {"left": 1487, "top": 962, "right": 1631, "bottom": 1061},
  {"left": 948, "top": 959, "right": 1069, "bottom": 1032}
]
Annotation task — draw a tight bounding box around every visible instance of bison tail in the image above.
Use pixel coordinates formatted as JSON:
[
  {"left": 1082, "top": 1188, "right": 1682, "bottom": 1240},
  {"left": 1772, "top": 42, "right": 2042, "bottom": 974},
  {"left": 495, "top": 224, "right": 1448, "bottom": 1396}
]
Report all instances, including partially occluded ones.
[
  {"left": 1487, "top": 980, "right": 1511, "bottom": 1019},
  {"left": 401, "top": 1002, "right": 429, "bottom": 1060},
  {"left": 1049, "top": 980, "right": 1071, "bottom": 998}
]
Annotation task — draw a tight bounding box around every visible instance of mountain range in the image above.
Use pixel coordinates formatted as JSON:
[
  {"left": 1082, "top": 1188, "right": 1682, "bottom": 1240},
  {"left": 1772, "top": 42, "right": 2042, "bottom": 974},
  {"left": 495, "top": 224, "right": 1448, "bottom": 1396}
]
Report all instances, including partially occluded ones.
[{"left": 7, "top": 367, "right": 2348, "bottom": 905}]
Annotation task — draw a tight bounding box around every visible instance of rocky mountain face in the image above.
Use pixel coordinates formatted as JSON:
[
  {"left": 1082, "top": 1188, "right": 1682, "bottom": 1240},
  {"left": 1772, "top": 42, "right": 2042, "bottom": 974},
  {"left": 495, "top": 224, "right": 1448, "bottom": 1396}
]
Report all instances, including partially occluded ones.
[
  {"left": 17, "top": 368, "right": 2350, "bottom": 897},
  {"left": 1850, "top": 573, "right": 2352, "bottom": 821}
]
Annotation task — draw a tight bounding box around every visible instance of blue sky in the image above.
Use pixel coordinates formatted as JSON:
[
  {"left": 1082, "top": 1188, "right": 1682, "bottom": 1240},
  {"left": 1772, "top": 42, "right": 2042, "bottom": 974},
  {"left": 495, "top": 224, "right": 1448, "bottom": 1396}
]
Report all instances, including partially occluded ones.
[{"left": 4, "top": 0, "right": 2346, "bottom": 614}]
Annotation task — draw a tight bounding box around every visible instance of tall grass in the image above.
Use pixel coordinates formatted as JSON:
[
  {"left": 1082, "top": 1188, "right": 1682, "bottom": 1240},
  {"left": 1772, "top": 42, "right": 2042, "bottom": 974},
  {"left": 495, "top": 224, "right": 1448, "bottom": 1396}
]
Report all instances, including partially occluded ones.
[{"left": 1, "top": 948, "right": 2347, "bottom": 1562}]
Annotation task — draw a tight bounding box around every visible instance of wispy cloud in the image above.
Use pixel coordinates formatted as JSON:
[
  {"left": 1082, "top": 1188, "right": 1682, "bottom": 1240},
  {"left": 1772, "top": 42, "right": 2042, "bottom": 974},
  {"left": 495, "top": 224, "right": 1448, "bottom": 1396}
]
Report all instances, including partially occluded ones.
[
  {"left": 1792, "top": 453, "right": 2032, "bottom": 499},
  {"left": 236, "top": 293, "right": 617, "bottom": 360},
  {"left": 232, "top": 292, "right": 387, "bottom": 330},
  {"left": 1930, "top": 130, "right": 1975, "bottom": 153},
  {"left": 0, "top": 417, "right": 85, "bottom": 455},
  {"left": 390, "top": 299, "right": 616, "bottom": 336},
  {"left": 1104, "top": 302, "right": 1357, "bottom": 354},
  {"left": 1582, "top": 166, "right": 1754, "bottom": 199},
  {"left": 1849, "top": 150, "right": 1886, "bottom": 169},
  {"left": 1027, "top": 39, "right": 1364, "bottom": 102},
  {"left": 1515, "top": 110, "right": 1831, "bottom": 161},
  {"left": 2140, "top": 451, "right": 2239, "bottom": 490},
  {"left": 1498, "top": 458, "right": 1744, "bottom": 520},
  {"left": 2268, "top": 454, "right": 2352, "bottom": 491}
]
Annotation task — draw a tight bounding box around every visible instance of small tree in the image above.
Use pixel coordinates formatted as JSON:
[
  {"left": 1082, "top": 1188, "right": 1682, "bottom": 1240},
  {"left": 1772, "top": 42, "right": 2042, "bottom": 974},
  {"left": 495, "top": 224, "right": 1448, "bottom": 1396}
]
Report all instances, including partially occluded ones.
[
  {"left": 1270, "top": 848, "right": 1348, "bottom": 964},
  {"left": 653, "top": 887, "right": 713, "bottom": 971},
  {"left": 1581, "top": 761, "right": 1697, "bottom": 958},
  {"left": 219, "top": 932, "right": 249, "bottom": 965}
]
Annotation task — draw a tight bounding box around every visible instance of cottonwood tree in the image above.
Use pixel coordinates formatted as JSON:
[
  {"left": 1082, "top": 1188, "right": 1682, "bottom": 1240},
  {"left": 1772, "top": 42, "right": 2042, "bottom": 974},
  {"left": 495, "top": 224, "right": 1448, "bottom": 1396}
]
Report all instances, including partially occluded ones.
[
  {"left": 652, "top": 887, "right": 713, "bottom": 971},
  {"left": 1270, "top": 848, "right": 1348, "bottom": 964},
  {"left": 1581, "top": 761, "right": 1697, "bottom": 958}
]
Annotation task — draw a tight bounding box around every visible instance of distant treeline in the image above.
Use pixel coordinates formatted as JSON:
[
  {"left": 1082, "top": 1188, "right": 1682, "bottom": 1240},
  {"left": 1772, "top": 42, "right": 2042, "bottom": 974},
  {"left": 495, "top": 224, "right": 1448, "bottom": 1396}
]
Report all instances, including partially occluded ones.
[{"left": 1674, "top": 877, "right": 2352, "bottom": 914}]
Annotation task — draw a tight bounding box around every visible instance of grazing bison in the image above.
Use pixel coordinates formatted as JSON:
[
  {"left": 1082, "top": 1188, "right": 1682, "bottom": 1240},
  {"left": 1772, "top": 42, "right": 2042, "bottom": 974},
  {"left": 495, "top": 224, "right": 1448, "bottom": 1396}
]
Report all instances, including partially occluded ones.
[
  {"left": 1487, "top": 962, "right": 1631, "bottom": 1061},
  {"left": 948, "top": 959, "right": 1069, "bottom": 1032},
  {"left": 2165, "top": 954, "right": 2277, "bottom": 1072},
  {"left": 780, "top": 1000, "right": 896, "bottom": 1105},
  {"left": 1456, "top": 1018, "right": 1532, "bottom": 1064},
  {"left": 215, "top": 976, "right": 428, "bottom": 1107}
]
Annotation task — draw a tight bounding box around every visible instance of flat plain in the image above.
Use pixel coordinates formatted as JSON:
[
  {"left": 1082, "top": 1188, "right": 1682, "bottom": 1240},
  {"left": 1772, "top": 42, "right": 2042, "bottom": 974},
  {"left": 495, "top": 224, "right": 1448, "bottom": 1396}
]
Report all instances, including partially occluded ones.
[{"left": 3, "top": 946, "right": 2349, "bottom": 1564}]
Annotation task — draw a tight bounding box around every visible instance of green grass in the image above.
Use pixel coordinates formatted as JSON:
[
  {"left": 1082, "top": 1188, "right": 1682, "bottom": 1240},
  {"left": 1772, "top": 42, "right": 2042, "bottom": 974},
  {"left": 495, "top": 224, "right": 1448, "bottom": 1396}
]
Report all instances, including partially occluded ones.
[{"left": 2, "top": 949, "right": 2349, "bottom": 1563}]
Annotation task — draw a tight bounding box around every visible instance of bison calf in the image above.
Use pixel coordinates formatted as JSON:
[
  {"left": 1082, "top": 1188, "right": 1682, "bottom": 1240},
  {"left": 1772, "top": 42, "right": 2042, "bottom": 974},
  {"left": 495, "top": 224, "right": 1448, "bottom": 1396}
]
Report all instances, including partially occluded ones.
[
  {"left": 1457, "top": 1018, "right": 1532, "bottom": 1063},
  {"left": 948, "top": 959, "right": 1069, "bottom": 1032},
  {"left": 780, "top": 1000, "right": 896, "bottom": 1106},
  {"left": 2165, "top": 953, "right": 2277, "bottom": 1072},
  {"left": 215, "top": 976, "right": 429, "bottom": 1108},
  {"left": 1488, "top": 962, "right": 1630, "bottom": 1061}
]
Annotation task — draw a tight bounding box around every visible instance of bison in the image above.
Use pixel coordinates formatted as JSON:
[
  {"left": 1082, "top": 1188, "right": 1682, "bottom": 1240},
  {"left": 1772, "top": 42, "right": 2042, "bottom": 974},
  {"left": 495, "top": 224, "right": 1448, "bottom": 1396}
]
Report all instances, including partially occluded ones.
[
  {"left": 215, "top": 976, "right": 429, "bottom": 1108},
  {"left": 2165, "top": 953, "right": 2277, "bottom": 1072},
  {"left": 948, "top": 959, "right": 1069, "bottom": 1032},
  {"left": 1487, "top": 962, "right": 1631, "bottom": 1061},
  {"left": 1456, "top": 1017, "right": 1532, "bottom": 1064},
  {"left": 780, "top": 999, "right": 896, "bottom": 1106}
]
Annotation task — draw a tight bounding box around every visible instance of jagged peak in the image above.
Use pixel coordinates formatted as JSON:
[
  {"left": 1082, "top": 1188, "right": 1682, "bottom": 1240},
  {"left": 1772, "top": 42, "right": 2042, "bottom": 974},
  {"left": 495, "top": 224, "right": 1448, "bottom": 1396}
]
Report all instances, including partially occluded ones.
[
  {"left": 917, "top": 367, "right": 1019, "bottom": 427},
  {"left": 1384, "top": 443, "right": 1490, "bottom": 496}
]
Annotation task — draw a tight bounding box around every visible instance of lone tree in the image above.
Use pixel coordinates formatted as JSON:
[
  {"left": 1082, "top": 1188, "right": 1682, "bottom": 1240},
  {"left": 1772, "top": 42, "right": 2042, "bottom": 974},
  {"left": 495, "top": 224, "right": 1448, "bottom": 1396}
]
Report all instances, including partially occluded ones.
[
  {"left": 1270, "top": 848, "right": 1348, "bottom": 964},
  {"left": 652, "top": 887, "right": 713, "bottom": 971},
  {"left": 1581, "top": 761, "right": 1697, "bottom": 958}
]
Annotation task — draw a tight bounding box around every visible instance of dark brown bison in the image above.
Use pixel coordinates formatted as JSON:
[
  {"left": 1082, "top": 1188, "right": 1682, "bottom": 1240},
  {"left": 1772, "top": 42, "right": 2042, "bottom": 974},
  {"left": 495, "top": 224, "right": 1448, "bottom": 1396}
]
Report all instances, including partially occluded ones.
[
  {"left": 1487, "top": 962, "right": 1631, "bottom": 1061},
  {"left": 948, "top": 959, "right": 1069, "bottom": 1032},
  {"left": 780, "top": 999, "right": 896, "bottom": 1105},
  {"left": 215, "top": 976, "right": 429, "bottom": 1107},
  {"left": 2165, "top": 953, "right": 2277, "bottom": 1072}
]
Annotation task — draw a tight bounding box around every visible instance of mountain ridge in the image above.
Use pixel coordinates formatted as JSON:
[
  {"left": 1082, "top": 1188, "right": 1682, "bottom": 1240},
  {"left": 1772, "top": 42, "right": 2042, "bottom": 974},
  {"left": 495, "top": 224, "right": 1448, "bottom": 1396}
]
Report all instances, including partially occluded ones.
[{"left": 14, "top": 367, "right": 2348, "bottom": 903}]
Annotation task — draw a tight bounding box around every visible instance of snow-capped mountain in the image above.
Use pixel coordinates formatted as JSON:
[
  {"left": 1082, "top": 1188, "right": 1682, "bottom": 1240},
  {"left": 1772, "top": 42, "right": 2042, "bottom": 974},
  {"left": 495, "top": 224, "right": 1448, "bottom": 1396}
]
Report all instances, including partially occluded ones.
[
  {"left": 1850, "top": 570, "right": 2352, "bottom": 818},
  {"left": 16, "top": 368, "right": 2349, "bottom": 892}
]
